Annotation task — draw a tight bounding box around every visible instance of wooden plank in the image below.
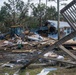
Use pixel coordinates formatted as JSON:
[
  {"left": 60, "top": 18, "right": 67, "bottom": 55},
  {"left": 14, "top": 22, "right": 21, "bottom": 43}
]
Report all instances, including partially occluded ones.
[
  {"left": 59, "top": 45, "right": 76, "bottom": 60},
  {"left": 43, "top": 57, "right": 76, "bottom": 65}
]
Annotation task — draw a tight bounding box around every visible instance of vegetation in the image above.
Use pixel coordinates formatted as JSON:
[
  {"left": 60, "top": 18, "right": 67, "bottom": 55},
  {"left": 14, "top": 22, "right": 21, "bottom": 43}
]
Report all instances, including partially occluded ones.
[
  {"left": 19, "top": 67, "right": 76, "bottom": 75},
  {"left": 0, "top": 0, "right": 65, "bottom": 32},
  {"left": 0, "top": 66, "right": 21, "bottom": 75}
]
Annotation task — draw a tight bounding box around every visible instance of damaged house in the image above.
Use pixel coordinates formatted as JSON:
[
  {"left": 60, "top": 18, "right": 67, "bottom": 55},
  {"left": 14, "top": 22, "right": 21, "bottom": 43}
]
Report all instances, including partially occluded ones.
[{"left": 37, "top": 20, "right": 75, "bottom": 39}]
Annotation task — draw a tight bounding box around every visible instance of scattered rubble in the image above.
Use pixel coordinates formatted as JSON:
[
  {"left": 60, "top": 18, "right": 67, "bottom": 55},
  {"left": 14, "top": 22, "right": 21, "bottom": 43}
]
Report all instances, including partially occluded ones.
[
  {"left": 0, "top": 29, "right": 76, "bottom": 75},
  {"left": 1, "top": 63, "right": 15, "bottom": 68},
  {"left": 0, "top": 30, "right": 76, "bottom": 64}
]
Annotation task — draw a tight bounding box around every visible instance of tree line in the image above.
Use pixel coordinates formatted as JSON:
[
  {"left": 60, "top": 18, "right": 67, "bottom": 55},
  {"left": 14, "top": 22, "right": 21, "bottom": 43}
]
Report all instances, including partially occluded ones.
[{"left": 0, "top": 0, "right": 64, "bottom": 32}]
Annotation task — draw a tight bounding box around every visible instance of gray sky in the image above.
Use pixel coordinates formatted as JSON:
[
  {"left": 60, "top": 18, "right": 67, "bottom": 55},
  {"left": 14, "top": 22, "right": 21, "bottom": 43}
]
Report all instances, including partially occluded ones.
[{"left": 0, "top": 0, "right": 72, "bottom": 10}]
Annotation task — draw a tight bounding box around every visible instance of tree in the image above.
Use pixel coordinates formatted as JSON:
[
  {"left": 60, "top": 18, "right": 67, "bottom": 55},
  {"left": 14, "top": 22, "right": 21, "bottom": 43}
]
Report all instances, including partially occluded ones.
[
  {"left": 0, "top": 6, "right": 11, "bottom": 32},
  {"left": 30, "top": 2, "right": 58, "bottom": 27},
  {"left": 30, "top": 3, "right": 46, "bottom": 26},
  {"left": 46, "top": 6, "right": 57, "bottom": 20},
  {"left": 0, "top": 0, "right": 29, "bottom": 28}
]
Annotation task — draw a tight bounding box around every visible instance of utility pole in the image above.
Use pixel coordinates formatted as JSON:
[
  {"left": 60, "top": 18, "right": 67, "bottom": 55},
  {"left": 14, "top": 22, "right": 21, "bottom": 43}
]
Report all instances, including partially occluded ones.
[
  {"left": 39, "top": 0, "right": 41, "bottom": 4},
  {"left": 49, "top": 0, "right": 67, "bottom": 40},
  {"left": 57, "top": 0, "right": 67, "bottom": 40},
  {"left": 46, "top": 0, "right": 47, "bottom": 7},
  {"left": 28, "top": 0, "right": 30, "bottom": 4},
  {"left": 57, "top": 0, "right": 60, "bottom": 40}
]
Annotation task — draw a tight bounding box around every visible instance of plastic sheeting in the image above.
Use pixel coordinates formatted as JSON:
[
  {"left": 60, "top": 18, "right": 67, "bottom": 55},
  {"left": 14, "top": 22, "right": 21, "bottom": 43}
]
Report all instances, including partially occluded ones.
[{"left": 37, "top": 68, "right": 57, "bottom": 75}]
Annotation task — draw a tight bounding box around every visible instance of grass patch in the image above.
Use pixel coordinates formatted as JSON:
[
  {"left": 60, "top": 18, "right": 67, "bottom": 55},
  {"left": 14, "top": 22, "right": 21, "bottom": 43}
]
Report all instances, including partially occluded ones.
[
  {"left": 0, "top": 66, "right": 21, "bottom": 75},
  {"left": 20, "top": 67, "right": 76, "bottom": 75}
]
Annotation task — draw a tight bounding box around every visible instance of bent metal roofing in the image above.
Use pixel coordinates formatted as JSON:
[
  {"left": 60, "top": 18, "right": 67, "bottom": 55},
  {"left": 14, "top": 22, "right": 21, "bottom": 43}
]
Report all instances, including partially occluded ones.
[{"left": 47, "top": 20, "right": 70, "bottom": 28}]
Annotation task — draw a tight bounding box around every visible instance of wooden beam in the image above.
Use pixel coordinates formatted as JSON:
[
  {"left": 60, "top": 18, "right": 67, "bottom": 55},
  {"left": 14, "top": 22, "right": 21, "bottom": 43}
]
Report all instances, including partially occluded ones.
[
  {"left": 59, "top": 45, "right": 76, "bottom": 60},
  {"left": 43, "top": 57, "right": 76, "bottom": 65}
]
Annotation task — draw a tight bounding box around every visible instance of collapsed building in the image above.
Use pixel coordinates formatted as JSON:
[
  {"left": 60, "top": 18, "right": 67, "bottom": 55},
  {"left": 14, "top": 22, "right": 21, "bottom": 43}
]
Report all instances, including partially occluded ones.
[{"left": 0, "top": 1, "right": 76, "bottom": 75}]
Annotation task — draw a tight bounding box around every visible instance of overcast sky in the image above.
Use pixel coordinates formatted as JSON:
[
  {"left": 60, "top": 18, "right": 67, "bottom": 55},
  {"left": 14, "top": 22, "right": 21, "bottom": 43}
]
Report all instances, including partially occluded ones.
[{"left": 0, "top": 0, "right": 72, "bottom": 10}]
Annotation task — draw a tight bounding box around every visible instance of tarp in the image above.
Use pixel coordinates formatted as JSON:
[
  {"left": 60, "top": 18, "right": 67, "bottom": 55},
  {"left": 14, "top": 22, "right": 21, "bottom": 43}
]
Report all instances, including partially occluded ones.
[
  {"left": 37, "top": 68, "right": 57, "bottom": 75},
  {"left": 27, "top": 34, "right": 43, "bottom": 41}
]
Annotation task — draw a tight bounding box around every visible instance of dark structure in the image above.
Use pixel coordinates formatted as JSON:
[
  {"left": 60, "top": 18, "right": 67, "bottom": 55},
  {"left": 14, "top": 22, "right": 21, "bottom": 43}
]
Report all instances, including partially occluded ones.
[{"left": 60, "top": 0, "right": 76, "bottom": 31}]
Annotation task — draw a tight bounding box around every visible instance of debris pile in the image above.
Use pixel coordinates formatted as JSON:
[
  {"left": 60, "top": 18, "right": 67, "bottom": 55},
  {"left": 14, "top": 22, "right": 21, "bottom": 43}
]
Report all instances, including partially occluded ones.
[
  {"left": 0, "top": 29, "right": 76, "bottom": 69},
  {"left": 0, "top": 31, "right": 55, "bottom": 52}
]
